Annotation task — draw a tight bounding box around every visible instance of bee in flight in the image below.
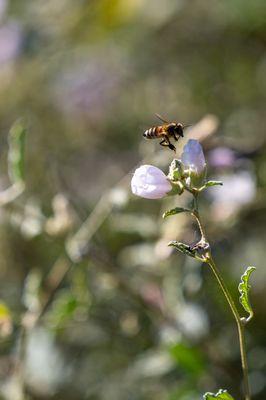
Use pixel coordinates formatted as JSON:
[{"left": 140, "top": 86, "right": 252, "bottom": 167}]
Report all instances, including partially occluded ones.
[{"left": 143, "top": 114, "right": 187, "bottom": 152}]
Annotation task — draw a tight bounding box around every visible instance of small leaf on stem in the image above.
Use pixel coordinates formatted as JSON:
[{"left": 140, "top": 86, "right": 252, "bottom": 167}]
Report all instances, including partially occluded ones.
[
  {"left": 168, "top": 241, "right": 197, "bottom": 258},
  {"left": 8, "top": 120, "right": 26, "bottom": 184},
  {"left": 203, "top": 389, "right": 235, "bottom": 399},
  {"left": 238, "top": 266, "right": 256, "bottom": 322},
  {"left": 163, "top": 207, "right": 190, "bottom": 219},
  {"left": 204, "top": 180, "right": 223, "bottom": 188}
]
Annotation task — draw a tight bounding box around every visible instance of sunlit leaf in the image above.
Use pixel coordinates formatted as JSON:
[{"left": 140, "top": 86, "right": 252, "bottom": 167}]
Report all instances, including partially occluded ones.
[
  {"left": 204, "top": 180, "right": 223, "bottom": 188},
  {"left": 168, "top": 241, "right": 197, "bottom": 258},
  {"left": 46, "top": 290, "right": 78, "bottom": 330},
  {"left": 169, "top": 342, "right": 205, "bottom": 377},
  {"left": 163, "top": 207, "right": 190, "bottom": 219},
  {"left": 8, "top": 120, "right": 26, "bottom": 184},
  {"left": 238, "top": 266, "right": 256, "bottom": 322},
  {"left": 203, "top": 389, "right": 235, "bottom": 399}
]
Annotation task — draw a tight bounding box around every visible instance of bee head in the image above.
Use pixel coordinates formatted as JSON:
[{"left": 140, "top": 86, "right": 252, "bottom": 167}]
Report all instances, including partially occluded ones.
[
  {"left": 167, "top": 123, "right": 184, "bottom": 137},
  {"left": 167, "top": 123, "right": 177, "bottom": 137},
  {"left": 174, "top": 123, "right": 184, "bottom": 137}
]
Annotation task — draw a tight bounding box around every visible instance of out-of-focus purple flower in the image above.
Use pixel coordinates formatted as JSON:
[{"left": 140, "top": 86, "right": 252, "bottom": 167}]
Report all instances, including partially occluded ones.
[
  {"left": 208, "top": 170, "right": 256, "bottom": 220},
  {"left": 131, "top": 165, "right": 171, "bottom": 199},
  {"left": 181, "top": 139, "right": 206, "bottom": 174},
  {"left": 208, "top": 147, "right": 235, "bottom": 169},
  {"left": 0, "top": 22, "right": 22, "bottom": 65},
  {"left": 52, "top": 55, "right": 125, "bottom": 121},
  {"left": 209, "top": 171, "right": 256, "bottom": 206}
]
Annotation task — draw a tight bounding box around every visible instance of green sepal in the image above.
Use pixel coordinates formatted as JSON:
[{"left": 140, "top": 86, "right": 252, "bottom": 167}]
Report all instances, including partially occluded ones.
[
  {"left": 204, "top": 180, "right": 223, "bottom": 188},
  {"left": 203, "top": 389, "right": 235, "bottom": 400},
  {"left": 238, "top": 266, "right": 256, "bottom": 322},
  {"left": 168, "top": 241, "right": 197, "bottom": 258},
  {"left": 163, "top": 207, "right": 191, "bottom": 219},
  {"left": 167, "top": 181, "right": 184, "bottom": 196},
  {"left": 186, "top": 164, "right": 207, "bottom": 190},
  {"left": 168, "top": 159, "right": 184, "bottom": 181},
  {"left": 8, "top": 120, "right": 26, "bottom": 184}
]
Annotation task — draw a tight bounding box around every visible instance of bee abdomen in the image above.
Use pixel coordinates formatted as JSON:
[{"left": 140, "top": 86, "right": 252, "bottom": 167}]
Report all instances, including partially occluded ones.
[{"left": 143, "top": 127, "right": 158, "bottom": 139}]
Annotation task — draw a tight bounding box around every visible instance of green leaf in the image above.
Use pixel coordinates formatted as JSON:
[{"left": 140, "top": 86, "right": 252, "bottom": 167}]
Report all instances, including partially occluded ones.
[
  {"left": 163, "top": 207, "right": 190, "bottom": 219},
  {"left": 238, "top": 266, "right": 256, "bottom": 322},
  {"left": 8, "top": 120, "right": 26, "bottom": 184},
  {"left": 204, "top": 180, "right": 223, "bottom": 188},
  {"left": 203, "top": 389, "right": 235, "bottom": 399},
  {"left": 46, "top": 290, "right": 78, "bottom": 330},
  {"left": 169, "top": 342, "right": 205, "bottom": 377},
  {"left": 168, "top": 241, "right": 197, "bottom": 258}
]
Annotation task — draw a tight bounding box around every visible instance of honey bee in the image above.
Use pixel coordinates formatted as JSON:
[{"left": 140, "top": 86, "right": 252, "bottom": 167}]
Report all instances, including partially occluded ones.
[{"left": 143, "top": 114, "right": 186, "bottom": 151}]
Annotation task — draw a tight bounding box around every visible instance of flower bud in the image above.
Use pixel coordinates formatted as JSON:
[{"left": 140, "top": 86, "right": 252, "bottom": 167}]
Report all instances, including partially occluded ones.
[
  {"left": 181, "top": 139, "right": 207, "bottom": 189},
  {"left": 131, "top": 165, "right": 172, "bottom": 199},
  {"left": 168, "top": 159, "right": 184, "bottom": 181}
]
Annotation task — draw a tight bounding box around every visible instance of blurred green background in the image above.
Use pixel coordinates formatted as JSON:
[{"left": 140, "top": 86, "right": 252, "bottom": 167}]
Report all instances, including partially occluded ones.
[{"left": 0, "top": 1, "right": 265, "bottom": 399}]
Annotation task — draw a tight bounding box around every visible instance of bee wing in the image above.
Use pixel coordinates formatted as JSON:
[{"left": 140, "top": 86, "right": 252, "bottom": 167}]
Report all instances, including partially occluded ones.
[{"left": 155, "top": 113, "right": 169, "bottom": 124}]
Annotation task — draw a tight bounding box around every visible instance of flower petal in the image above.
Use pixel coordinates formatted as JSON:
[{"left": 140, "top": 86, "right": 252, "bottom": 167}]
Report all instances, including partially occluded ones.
[{"left": 131, "top": 165, "right": 171, "bottom": 199}]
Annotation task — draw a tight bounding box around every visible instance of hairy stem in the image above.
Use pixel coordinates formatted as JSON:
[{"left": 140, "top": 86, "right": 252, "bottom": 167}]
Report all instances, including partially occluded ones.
[
  {"left": 192, "top": 194, "right": 251, "bottom": 400},
  {"left": 206, "top": 254, "right": 251, "bottom": 400}
]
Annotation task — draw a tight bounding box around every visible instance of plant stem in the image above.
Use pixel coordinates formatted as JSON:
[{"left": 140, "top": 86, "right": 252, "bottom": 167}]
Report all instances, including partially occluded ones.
[
  {"left": 206, "top": 254, "right": 251, "bottom": 400},
  {"left": 192, "top": 194, "right": 251, "bottom": 400},
  {"left": 192, "top": 192, "right": 207, "bottom": 243}
]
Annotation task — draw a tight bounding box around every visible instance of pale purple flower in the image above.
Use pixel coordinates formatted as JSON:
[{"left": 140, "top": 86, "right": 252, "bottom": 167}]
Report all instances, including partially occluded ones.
[
  {"left": 0, "top": 22, "right": 22, "bottom": 65},
  {"left": 131, "top": 165, "right": 171, "bottom": 199},
  {"left": 52, "top": 54, "right": 125, "bottom": 121},
  {"left": 208, "top": 147, "right": 235, "bottom": 169},
  {"left": 181, "top": 139, "right": 206, "bottom": 174},
  {"left": 208, "top": 171, "right": 256, "bottom": 206}
]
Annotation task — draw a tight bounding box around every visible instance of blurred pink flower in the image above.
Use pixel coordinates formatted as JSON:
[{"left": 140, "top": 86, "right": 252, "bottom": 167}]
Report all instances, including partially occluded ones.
[
  {"left": 52, "top": 55, "right": 125, "bottom": 121},
  {"left": 209, "top": 171, "right": 256, "bottom": 206},
  {"left": 208, "top": 170, "right": 256, "bottom": 220},
  {"left": 181, "top": 139, "right": 206, "bottom": 175},
  {"left": 208, "top": 147, "right": 235, "bottom": 169},
  {"left": 131, "top": 165, "right": 171, "bottom": 199},
  {"left": 140, "top": 283, "right": 165, "bottom": 312},
  {"left": 0, "top": 21, "right": 22, "bottom": 65}
]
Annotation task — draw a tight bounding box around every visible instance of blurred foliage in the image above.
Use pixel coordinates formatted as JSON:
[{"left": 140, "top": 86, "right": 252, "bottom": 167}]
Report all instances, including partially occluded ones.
[{"left": 0, "top": 0, "right": 265, "bottom": 399}]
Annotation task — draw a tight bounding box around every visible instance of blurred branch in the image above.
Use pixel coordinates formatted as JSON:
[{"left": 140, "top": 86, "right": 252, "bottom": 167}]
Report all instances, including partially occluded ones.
[
  {"left": 186, "top": 114, "right": 219, "bottom": 143},
  {"left": 0, "top": 182, "right": 24, "bottom": 206},
  {"left": 0, "top": 120, "right": 27, "bottom": 208}
]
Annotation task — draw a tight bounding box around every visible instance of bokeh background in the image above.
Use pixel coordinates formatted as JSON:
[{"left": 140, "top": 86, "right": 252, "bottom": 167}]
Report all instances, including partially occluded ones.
[{"left": 0, "top": 1, "right": 265, "bottom": 399}]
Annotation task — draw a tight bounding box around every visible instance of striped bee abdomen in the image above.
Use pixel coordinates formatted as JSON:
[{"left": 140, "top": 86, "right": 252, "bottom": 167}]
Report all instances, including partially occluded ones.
[{"left": 143, "top": 126, "right": 160, "bottom": 139}]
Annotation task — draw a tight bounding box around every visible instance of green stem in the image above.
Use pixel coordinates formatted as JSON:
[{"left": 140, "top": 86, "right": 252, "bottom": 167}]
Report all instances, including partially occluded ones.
[
  {"left": 206, "top": 254, "right": 251, "bottom": 400},
  {"left": 192, "top": 192, "right": 207, "bottom": 243},
  {"left": 192, "top": 194, "right": 251, "bottom": 400}
]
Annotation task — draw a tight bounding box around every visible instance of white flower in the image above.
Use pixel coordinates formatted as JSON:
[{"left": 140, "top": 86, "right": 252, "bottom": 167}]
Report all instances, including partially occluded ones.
[
  {"left": 181, "top": 139, "right": 207, "bottom": 188},
  {"left": 181, "top": 139, "right": 206, "bottom": 174},
  {"left": 131, "top": 165, "right": 172, "bottom": 199}
]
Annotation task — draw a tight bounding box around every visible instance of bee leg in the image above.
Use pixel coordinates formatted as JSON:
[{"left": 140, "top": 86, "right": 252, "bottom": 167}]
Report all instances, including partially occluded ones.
[
  {"left": 165, "top": 137, "right": 176, "bottom": 152},
  {"left": 168, "top": 142, "right": 176, "bottom": 151},
  {"left": 159, "top": 139, "right": 168, "bottom": 147},
  {"left": 160, "top": 138, "right": 176, "bottom": 152}
]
